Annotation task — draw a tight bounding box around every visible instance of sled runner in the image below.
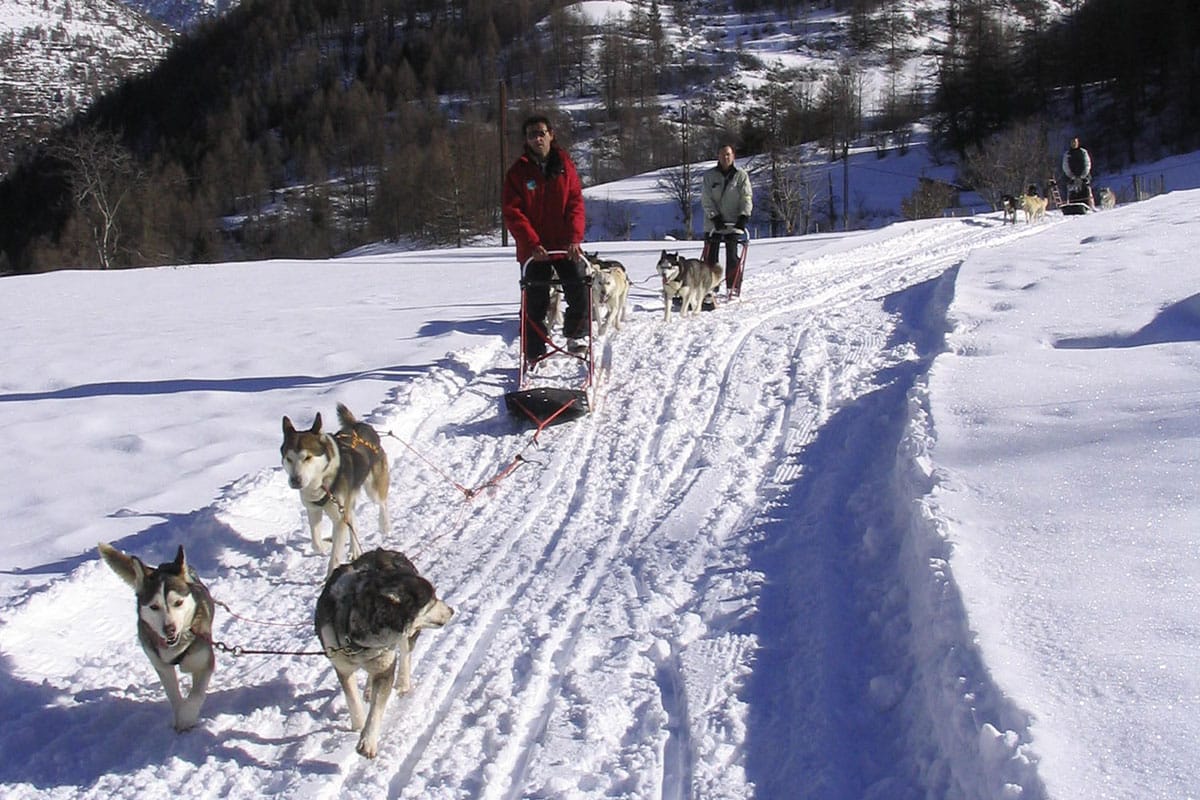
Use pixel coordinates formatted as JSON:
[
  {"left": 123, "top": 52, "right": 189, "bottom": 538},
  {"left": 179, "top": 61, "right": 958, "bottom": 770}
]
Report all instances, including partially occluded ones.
[
  {"left": 504, "top": 253, "right": 594, "bottom": 433},
  {"left": 1058, "top": 178, "right": 1094, "bottom": 215}
]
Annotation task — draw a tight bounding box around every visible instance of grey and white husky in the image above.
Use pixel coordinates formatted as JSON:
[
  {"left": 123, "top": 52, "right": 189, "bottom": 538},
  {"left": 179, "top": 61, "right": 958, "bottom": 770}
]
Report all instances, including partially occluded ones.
[
  {"left": 315, "top": 548, "right": 454, "bottom": 758},
  {"left": 583, "top": 251, "right": 630, "bottom": 334},
  {"left": 281, "top": 403, "right": 390, "bottom": 577},
  {"left": 98, "top": 542, "right": 215, "bottom": 731},
  {"left": 656, "top": 250, "right": 722, "bottom": 320}
]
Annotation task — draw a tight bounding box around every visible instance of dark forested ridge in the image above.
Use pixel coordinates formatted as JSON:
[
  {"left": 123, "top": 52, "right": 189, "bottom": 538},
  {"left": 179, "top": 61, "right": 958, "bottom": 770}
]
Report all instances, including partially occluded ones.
[{"left": 1, "top": 0, "right": 1198, "bottom": 273}]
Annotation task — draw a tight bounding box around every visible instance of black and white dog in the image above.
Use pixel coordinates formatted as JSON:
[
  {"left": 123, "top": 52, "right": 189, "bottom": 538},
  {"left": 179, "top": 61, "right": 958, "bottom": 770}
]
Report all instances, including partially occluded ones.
[
  {"left": 315, "top": 549, "right": 454, "bottom": 758},
  {"left": 281, "top": 403, "right": 390, "bottom": 577},
  {"left": 1000, "top": 194, "right": 1019, "bottom": 225},
  {"left": 98, "top": 542, "right": 215, "bottom": 731}
]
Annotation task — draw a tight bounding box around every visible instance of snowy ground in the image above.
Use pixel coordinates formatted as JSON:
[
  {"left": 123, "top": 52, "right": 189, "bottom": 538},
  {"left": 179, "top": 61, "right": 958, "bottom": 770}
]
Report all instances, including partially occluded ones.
[{"left": 1, "top": 191, "right": 1197, "bottom": 799}]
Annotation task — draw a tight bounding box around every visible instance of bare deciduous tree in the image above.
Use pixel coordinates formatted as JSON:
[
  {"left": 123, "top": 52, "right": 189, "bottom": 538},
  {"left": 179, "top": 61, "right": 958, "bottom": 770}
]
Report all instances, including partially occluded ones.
[
  {"left": 762, "top": 154, "right": 827, "bottom": 236},
  {"left": 52, "top": 128, "right": 141, "bottom": 269},
  {"left": 960, "top": 119, "right": 1057, "bottom": 209},
  {"left": 655, "top": 104, "right": 698, "bottom": 238}
]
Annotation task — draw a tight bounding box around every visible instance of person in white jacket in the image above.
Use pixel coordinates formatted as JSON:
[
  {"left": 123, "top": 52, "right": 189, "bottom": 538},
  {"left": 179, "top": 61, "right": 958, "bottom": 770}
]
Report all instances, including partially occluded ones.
[
  {"left": 1062, "top": 136, "right": 1094, "bottom": 208},
  {"left": 699, "top": 144, "right": 753, "bottom": 304}
]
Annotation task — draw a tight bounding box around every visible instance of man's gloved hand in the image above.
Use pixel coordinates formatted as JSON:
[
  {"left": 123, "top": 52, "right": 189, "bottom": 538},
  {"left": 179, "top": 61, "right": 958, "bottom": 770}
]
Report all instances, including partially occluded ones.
[
  {"left": 736, "top": 214, "right": 748, "bottom": 230},
  {"left": 711, "top": 215, "right": 724, "bottom": 227}
]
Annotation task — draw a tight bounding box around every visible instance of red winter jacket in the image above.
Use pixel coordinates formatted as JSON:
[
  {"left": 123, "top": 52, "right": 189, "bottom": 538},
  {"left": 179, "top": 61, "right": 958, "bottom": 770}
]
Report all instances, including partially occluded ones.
[{"left": 502, "top": 145, "right": 586, "bottom": 264}]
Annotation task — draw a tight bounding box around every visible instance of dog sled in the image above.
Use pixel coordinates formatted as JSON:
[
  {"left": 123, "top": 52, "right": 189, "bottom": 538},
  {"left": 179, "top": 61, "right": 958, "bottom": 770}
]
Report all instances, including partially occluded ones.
[
  {"left": 700, "top": 226, "right": 750, "bottom": 302},
  {"left": 1052, "top": 178, "right": 1094, "bottom": 215},
  {"left": 504, "top": 252, "right": 594, "bottom": 432}
]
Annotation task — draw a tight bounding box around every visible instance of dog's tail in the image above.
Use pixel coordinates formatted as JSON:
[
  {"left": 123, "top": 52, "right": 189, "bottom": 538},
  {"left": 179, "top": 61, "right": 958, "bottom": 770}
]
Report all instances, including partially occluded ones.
[{"left": 336, "top": 403, "right": 357, "bottom": 427}]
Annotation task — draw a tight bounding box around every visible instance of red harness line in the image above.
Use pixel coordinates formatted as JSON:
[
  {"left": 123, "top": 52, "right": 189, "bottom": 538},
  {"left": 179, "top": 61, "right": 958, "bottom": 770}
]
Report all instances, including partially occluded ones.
[{"left": 384, "top": 429, "right": 544, "bottom": 501}]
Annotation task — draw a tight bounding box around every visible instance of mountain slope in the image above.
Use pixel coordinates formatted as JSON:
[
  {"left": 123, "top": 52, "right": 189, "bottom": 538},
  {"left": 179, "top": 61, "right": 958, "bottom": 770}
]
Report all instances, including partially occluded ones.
[{"left": 0, "top": 0, "right": 173, "bottom": 174}]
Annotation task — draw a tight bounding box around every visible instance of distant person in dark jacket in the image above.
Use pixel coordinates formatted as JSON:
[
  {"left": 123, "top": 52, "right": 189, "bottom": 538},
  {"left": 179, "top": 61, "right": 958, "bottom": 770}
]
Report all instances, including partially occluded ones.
[
  {"left": 502, "top": 115, "right": 588, "bottom": 363},
  {"left": 700, "top": 144, "right": 753, "bottom": 303},
  {"left": 1062, "top": 136, "right": 1095, "bottom": 208}
]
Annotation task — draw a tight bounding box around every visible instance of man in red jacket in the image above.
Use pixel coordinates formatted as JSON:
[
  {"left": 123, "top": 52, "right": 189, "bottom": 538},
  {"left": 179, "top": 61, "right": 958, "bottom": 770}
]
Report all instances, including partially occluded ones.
[{"left": 502, "top": 115, "right": 588, "bottom": 363}]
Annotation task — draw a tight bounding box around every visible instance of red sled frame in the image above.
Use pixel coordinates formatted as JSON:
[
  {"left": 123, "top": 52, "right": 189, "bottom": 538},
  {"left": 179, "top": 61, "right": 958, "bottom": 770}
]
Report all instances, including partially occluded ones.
[{"left": 504, "top": 252, "right": 595, "bottom": 433}]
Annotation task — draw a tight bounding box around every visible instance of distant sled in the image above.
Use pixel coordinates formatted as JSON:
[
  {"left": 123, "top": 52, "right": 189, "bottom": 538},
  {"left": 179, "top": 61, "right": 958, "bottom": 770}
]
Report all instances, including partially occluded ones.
[{"left": 1058, "top": 179, "right": 1095, "bottom": 215}]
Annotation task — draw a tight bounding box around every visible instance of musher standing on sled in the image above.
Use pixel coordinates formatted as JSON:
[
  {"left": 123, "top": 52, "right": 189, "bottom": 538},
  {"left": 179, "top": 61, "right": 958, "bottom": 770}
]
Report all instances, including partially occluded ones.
[
  {"left": 1062, "top": 136, "right": 1094, "bottom": 209},
  {"left": 700, "top": 143, "right": 753, "bottom": 308},
  {"left": 502, "top": 115, "right": 588, "bottom": 364}
]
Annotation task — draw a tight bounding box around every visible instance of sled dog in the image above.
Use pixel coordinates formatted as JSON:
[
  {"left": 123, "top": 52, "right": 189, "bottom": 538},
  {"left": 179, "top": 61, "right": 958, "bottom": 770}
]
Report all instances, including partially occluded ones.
[
  {"left": 281, "top": 403, "right": 390, "bottom": 577},
  {"left": 546, "top": 279, "right": 564, "bottom": 332},
  {"left": 656, "top": 250, "right": 722, "bottom": 320},
  {"left": 1000, "top": 194, "right": 1019, "bottom": 225},
  {"left": 98, "top": 542, "right": 215, "bottom": 731},
  {"left": 1097, "top": 187, "right": 1117, "bottom": 210},
  {"left": 1022, "top": 191, "right": 1048, "bottom": 223},
  {"left": 315, "top": 548, "right": 454, "bottom": 758},
  {"left": 583, "top": 252, "right": 629, "bottom": 334}
]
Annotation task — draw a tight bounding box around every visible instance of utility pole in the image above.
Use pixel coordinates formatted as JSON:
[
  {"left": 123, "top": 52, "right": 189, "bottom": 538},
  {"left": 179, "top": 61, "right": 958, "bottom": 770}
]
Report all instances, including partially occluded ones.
[{"left": 499, "top": 81, "right": 508, "bottom": 247}]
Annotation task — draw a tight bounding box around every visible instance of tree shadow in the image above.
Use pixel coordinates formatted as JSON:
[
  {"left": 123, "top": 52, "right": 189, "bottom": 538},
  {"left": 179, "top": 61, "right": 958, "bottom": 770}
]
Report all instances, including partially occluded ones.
[{"left": 1055, "top": 292, "right": 1200, "bottom": 349}]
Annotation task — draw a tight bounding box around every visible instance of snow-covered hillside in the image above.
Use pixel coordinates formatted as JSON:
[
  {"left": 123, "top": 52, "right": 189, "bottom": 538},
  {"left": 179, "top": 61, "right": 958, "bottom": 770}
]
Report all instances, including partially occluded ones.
[{"left": 0, "top": 0, "right": 172, "bottom": 172}]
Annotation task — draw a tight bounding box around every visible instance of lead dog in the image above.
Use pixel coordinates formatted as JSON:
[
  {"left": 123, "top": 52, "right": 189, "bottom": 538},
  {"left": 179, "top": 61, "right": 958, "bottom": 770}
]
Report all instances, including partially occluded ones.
[
  {"left": 656, "top": 250, "right": 722, "bottom": 320},
  {"left": 1097, "top": 187, "right": 1117, "bottom": 210},
  {"left": 1000, "top": 194, "right": 1019, "bottom": 225},
  {"left": 1022, "top": 191, "right": 1047, "bottom": 223},
  {"left": 315, "top": 548, "right": 454, "bottom": 758},
  {"left": 583, "top": 252, "right": 629, "bottom": 334},
  {"left": 98, "top": 542, "right": 215, "bottom": 731},
  {"left": 281, "top": 403, "right": 390, "bottom": 577}
]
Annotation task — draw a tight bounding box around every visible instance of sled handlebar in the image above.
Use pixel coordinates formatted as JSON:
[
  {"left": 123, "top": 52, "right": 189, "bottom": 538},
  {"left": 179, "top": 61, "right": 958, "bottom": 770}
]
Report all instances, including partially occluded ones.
[{"left": 520, "top": 249, "right": 585, "bottom": 281}]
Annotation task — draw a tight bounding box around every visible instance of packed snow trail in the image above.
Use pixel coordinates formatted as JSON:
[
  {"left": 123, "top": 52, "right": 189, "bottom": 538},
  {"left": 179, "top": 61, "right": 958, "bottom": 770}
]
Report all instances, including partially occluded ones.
[{"left": 0, "top": 216, "right": 1050, "bottom": 798}]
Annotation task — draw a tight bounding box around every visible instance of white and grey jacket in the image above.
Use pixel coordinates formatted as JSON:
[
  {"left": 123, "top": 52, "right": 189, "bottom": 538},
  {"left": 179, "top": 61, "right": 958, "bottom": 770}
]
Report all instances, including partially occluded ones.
[{"left": 700, "top": 164, "right": 753, "bottom": 234}]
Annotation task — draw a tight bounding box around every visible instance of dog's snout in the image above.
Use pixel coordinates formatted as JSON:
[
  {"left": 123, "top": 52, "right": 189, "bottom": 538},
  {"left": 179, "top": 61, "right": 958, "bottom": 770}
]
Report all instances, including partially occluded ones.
[{"left": 288, "top": 475, "right": 301, "bottom": 489}]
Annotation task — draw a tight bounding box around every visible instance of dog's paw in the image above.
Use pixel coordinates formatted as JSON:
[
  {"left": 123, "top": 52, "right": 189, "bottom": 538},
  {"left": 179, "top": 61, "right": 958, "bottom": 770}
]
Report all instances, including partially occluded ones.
[
  {"left": 173, "top": 710, "right": 199, "bottom": 731},
  {"left": 356, "top": 732, "right": 380, "bottom": 759}
]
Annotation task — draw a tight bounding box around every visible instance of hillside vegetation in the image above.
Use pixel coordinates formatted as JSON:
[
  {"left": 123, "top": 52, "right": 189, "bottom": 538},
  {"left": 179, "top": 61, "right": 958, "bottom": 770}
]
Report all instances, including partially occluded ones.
[{"left": 1, "top": 0, "right": 1198, "bottom": 273}]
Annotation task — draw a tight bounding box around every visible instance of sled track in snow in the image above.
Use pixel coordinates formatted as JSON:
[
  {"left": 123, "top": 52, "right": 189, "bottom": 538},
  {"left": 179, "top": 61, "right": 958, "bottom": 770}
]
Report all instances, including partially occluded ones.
[
  {"left": 268, "top": 219, "right": 1028, "bottom": 798},
  {"left": 0, "top": 218, "right": 1047, "bottom": 799}
]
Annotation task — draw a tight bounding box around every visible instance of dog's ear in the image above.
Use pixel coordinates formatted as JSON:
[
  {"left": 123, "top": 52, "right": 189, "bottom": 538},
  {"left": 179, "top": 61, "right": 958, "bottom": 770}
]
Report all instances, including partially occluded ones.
[
  {"left": 310, "top": 412, "right": 323, "bottom": 434},
  {"left": 172, "top": 545, "right": 188, "bottom": 576},
  {"left": 98, "top": 542, "right": 149, "bottom": 590},
  {"left": 282, "top": 416, "right": 296, "bottom": 437}
]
